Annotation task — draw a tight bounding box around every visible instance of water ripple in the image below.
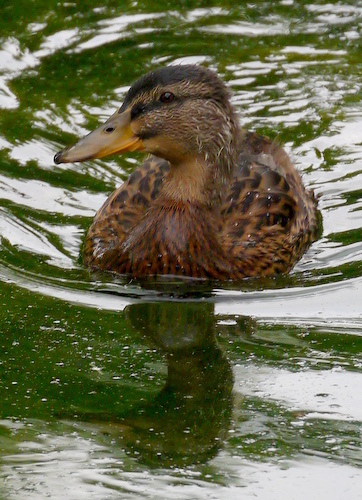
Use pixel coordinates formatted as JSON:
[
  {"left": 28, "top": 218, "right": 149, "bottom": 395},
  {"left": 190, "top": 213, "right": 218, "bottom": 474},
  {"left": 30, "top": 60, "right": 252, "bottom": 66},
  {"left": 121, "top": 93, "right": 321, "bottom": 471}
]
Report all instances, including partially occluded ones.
[{"left": 0, "top": 5, "right": 361, "bottom": 498}]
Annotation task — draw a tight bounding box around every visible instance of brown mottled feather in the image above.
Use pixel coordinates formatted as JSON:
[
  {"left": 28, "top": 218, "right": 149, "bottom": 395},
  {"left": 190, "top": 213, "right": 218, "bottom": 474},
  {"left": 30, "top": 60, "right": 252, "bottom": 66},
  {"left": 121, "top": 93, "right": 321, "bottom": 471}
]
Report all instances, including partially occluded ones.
[
  {"left": 83, "top": 132, "right": 318, "bottom": 279},
  {"left": 61, "top": 65, "right": 320, "bottom": 280}
]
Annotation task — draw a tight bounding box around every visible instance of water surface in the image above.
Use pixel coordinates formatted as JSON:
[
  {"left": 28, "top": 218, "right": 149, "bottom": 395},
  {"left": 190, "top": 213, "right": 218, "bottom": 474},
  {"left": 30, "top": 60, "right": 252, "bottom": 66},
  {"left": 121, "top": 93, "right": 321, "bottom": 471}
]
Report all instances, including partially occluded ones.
[{"left": 0, "top": 1, "right": 361, "bottom": 499}]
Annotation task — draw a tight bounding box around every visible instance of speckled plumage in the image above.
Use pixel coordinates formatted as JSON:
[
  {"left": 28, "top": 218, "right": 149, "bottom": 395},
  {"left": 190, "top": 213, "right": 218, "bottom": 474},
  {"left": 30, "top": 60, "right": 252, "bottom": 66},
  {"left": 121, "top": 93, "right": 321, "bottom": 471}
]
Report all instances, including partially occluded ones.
[{"left": 56, "top": 65, "right": 319, "bottom": 280}]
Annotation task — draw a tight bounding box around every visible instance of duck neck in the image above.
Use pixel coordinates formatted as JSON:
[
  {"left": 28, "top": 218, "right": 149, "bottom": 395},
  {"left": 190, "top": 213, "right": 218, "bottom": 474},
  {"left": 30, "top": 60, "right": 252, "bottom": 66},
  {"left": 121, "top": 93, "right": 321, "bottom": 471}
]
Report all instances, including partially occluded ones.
[
  {"left": 161, "top": 156, "right": 210, "bottom": 205},
  {"left": 161, "top": 137, "right": 239, "bottom": 207}
]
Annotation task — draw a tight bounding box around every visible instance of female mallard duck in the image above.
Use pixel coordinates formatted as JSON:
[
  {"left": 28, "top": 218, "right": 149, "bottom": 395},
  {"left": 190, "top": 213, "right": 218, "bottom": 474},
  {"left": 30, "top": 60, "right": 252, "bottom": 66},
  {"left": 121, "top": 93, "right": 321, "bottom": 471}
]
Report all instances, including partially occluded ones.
[{"left": 54, "top": 65, "right": 319, "bottom": 279}]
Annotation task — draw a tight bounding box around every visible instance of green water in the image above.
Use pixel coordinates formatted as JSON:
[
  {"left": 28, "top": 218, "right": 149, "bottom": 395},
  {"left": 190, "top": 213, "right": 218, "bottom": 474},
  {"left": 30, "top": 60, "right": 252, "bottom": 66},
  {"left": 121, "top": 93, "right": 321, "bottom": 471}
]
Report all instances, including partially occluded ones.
[{"left": 0, "top": 1, "right": 361, "bottom": 498}]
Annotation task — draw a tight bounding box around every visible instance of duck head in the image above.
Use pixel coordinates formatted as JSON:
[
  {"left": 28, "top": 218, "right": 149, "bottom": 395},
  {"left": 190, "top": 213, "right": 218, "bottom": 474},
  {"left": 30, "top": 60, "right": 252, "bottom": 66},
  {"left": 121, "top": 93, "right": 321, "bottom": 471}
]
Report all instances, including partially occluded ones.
[{"left": 55, "top": 65, "right": 239, "bottom": 167}]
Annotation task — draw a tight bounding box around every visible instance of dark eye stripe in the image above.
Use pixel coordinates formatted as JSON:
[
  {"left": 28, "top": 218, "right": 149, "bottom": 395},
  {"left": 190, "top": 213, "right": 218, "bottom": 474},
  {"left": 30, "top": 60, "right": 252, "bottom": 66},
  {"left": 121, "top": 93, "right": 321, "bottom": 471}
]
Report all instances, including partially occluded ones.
[
  {"left": 130, "top": 103, "right": 146, "bottom": 120},
  {"left": 130, "top": 95, "right": 190, "bottom": 121}
]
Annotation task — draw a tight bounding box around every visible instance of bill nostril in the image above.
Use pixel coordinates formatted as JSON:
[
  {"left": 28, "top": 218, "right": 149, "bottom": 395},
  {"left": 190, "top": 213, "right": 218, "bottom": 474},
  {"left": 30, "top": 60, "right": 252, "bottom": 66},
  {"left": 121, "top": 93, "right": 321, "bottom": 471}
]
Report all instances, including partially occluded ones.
[
  {"left": 105, "top": 126, "right": 115, "bottom": 133},
  {"left": 54, "top": 151, "right": 62, "bottom": 164}
]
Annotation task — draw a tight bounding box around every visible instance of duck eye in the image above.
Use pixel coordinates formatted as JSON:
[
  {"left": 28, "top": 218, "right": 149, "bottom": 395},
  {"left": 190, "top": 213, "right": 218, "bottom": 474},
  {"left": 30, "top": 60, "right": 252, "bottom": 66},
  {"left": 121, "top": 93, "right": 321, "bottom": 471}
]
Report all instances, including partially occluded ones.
[{"left": 160, "top": 91, "right": 175, "bottom": 103}]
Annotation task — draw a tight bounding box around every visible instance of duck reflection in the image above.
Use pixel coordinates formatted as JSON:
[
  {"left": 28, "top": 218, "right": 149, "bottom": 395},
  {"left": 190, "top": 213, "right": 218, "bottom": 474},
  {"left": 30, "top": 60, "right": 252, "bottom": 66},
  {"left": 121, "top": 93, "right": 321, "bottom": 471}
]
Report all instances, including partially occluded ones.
[{"left": 121, "top": 301, "right": 233, "bottom": 467}]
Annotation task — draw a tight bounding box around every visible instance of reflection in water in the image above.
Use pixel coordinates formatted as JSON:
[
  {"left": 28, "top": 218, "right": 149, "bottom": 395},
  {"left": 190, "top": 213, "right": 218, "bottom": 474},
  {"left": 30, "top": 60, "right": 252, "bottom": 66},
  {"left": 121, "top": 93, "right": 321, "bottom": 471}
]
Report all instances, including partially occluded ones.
[
  {"left": 121, "top": 302, "right": 233, "bottom": 467},
  {"left": 1, "top": 1, "right": 361, "bottom": 497},
  {"left": 0, "top": 287, "right": 361, "bottom": 498}
]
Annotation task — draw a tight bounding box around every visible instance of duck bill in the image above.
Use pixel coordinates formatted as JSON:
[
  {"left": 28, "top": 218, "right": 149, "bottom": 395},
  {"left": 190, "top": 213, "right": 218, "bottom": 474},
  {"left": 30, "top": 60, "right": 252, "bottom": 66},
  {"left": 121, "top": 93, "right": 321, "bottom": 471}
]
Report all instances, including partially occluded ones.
[{"left": 54, "top": 109, "right": 144, "bottom": 164}]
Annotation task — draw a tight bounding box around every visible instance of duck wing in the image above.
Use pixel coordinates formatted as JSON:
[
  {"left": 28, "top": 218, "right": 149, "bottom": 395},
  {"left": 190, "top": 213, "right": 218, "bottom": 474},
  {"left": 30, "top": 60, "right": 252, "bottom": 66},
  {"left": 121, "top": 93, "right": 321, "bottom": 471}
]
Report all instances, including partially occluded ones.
[{"left": 220, "top": 138, "right": 318, "bottom": 277}]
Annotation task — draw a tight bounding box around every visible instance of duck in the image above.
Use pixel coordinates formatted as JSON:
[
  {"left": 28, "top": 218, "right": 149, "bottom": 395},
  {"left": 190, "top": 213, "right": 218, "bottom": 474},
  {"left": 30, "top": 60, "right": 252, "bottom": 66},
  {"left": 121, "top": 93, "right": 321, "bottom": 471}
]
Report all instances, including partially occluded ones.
[{"left": 54, "top": 64, "right": 319, "bottom": 280}]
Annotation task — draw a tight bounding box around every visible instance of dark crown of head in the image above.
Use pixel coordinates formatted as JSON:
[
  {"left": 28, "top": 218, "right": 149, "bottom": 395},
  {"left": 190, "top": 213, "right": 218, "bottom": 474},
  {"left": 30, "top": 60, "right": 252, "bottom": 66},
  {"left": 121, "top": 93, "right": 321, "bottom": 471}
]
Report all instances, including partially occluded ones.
[{"left": 122, "top": 65, "right": 230, "bottom": 109}]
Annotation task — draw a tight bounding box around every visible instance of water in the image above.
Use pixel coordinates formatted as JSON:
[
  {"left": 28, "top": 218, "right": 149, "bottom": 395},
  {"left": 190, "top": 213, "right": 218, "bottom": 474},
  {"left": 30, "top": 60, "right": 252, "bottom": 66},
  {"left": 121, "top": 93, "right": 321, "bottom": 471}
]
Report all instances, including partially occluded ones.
[{"left": 0, "top": 1, "right": 361, "bottom": 499}]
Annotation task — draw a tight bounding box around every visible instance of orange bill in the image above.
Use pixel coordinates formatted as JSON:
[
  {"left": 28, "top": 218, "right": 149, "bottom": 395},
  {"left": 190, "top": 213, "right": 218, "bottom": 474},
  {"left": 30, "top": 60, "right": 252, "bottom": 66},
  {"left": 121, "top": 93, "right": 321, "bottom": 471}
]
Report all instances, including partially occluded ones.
[{"left": 54, "top": 108, "right": 144, "bottom": 164}]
